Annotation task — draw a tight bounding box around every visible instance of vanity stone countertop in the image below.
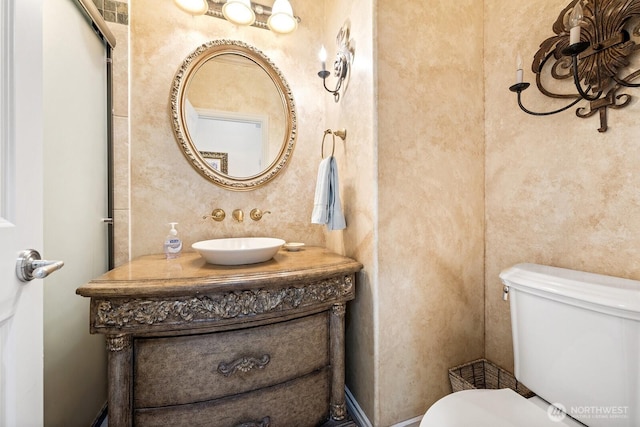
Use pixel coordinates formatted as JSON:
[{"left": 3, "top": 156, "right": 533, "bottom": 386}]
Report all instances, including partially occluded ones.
[{"left": 76, "top": 246, "right": 363, "bottom": 298}]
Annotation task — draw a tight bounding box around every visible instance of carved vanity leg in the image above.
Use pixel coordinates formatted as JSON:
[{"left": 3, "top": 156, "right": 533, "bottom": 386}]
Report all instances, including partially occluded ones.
[
  {"left": 106, "top": 334, "right": 133, "bottom": 427},
  {"left": 330, "top": 303, "right": 347, "bottom": 421}
]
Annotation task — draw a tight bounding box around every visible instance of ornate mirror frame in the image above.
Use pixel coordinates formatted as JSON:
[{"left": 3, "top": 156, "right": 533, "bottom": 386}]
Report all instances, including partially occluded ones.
[{"left": 170, "top": 39, "right": 297, "bottom": 191}]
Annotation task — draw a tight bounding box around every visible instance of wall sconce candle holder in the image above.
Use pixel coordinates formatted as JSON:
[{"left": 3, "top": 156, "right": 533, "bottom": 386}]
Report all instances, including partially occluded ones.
[
  {"left": 510, "top": 0, "right": 640, "bottom": 132},
  {"left": 318, "top": 21, "right": 355, "bottom": 102}
]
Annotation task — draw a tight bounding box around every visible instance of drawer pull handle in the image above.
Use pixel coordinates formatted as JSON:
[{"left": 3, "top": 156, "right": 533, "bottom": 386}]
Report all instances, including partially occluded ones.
[
  {"left": 217, "top": 354, "right": 270, "bottom": 377},
  {"left": 235, "top": 416, "right": 271, "bottom": 427}
]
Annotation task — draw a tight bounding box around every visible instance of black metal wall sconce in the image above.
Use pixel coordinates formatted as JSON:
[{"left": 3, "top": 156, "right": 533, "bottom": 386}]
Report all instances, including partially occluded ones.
[
  {"left": 317, "top": 21, "right": 355, "bottom": 102},
  {"left": 510, "top": 0, "right": 640, "bottom": 132}
]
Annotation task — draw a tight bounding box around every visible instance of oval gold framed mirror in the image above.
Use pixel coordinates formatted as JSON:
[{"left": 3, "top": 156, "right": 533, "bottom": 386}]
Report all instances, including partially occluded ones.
[{"left": 170, "top": 40, "right": 297, "bottom": 191}]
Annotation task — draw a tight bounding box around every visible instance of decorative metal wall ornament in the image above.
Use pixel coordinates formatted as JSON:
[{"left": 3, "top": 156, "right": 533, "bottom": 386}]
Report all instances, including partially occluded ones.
[
  {"left": 510, "top": 0, "right": 640, "bottom": 132},
  {"left": 318, "top": 20, "right": 356, "bottom": 102}
]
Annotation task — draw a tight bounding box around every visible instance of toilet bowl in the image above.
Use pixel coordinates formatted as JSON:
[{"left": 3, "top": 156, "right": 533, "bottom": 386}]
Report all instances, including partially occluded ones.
[
  {"left": 419, "top": 389, "right": 583, "bottom": 427},
  {"left": 420, "top": 263, "right": 640, "bottom": 427}
]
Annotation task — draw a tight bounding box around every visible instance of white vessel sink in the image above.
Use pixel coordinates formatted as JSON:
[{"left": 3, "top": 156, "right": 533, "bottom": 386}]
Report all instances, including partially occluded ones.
[{"left": 192, "top": 237, "right": 285, "bottom": 265}]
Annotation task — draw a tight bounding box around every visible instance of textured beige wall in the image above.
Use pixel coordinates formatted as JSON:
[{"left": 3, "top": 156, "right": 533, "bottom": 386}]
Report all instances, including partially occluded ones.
[
  {"left": 485, "top": 0, "right": 640, "bottom": 371},
  {"left": 322, "top": 2, "right": 486, "bottom": 423},
  {"left": 115, "top": 1, "right": 640, "bottom": 425},
  {"left": 112, "top": 13, "right": 130, "bottom": 267},
  {"left": 375, "top": 1, "right": 486, "bottom": 424},
  {"left": 127, "top": 2, "right": 485, "bottom": 425},
  {"left": 129, "top": 0, "right": 326, "bottom": 257},
  {"left": 322, "top": 0, "right": 378, "bottom": 422}
]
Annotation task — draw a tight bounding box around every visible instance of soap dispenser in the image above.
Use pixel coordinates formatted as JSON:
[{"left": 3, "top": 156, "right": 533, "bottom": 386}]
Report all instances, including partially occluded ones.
[{"left": 164, "top": 222, "right": 182, "bottom": 259}]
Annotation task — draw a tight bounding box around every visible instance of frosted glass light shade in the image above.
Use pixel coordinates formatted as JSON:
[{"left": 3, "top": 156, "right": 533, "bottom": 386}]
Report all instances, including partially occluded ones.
[
  {"left": 174, "top": 0, "right": 208, "bottom": 15},
  {"left": 267, "top": 0, "right": 297, "bottom": 34},
  {"left": 222, "top": 0, "right": 256, "bottom": 26}
]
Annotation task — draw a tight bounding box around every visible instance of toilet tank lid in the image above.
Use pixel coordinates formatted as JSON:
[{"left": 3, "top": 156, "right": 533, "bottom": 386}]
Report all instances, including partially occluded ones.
[{"left": 500, "top": 263, "right": 640, "bottom": 320}]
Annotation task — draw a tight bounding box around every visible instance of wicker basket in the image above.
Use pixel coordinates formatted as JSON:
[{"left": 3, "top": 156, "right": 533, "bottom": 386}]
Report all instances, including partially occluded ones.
[{"left": 448, "top": 358, "right": 535, "bottom": 398}]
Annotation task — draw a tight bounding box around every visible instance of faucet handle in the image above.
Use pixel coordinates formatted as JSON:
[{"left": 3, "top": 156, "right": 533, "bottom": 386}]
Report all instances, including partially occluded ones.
[
  {"left": 250, "top": 208, "right": 272, "bottom": 221},
  {"left": 203, "top": 208, "right": 226, "bottom": 222}
]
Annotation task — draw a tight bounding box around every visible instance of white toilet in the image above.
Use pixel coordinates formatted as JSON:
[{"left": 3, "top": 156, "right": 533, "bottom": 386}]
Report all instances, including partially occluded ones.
[{"left": 420, "top": 263, "right": 640, "bottom": 427}]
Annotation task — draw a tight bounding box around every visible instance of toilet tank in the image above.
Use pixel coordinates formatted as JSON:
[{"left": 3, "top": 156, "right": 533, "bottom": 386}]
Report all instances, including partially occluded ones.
[{"left": 500, "top": 263, "right": 640, "bottom": 427}]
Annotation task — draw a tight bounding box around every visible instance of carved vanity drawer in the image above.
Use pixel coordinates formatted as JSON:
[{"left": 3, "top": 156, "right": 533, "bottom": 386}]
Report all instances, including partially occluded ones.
[
  {"left": 133, "top": 312, "right": 329, "bottom": 408},
  {"left": 134, "top": 368, "right": 330, "bottom": 427}
]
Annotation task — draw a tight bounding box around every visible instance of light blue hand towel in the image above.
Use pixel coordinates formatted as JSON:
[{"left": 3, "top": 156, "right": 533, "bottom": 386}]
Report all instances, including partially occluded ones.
[{"left": 311, "top": 156, "right": 346, "bottom": 231}]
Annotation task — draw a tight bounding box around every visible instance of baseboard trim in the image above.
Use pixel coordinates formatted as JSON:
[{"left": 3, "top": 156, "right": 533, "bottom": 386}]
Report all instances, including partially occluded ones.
[
  {"left": 345, "top": 386, "right": 372, "bottom": 427},
  {"left": 345, "top": 387, "right": 424, "bottom": 427},
  {"left": 390, "top": 415, "right": 423, "bottom": 427},
  {"left": 90, "top": 402, "right": 107, "bottom": 427}
]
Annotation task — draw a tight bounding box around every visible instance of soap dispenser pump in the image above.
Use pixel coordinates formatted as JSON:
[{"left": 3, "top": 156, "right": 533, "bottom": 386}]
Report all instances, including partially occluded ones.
[{"left": 164, "top": 222, "right": 182, "bottom": 259}]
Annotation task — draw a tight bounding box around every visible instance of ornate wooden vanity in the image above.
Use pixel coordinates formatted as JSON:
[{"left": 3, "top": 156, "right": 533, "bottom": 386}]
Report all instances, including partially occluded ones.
[{"left": 77, "top": 246, "right": 361, "bottom": 427}]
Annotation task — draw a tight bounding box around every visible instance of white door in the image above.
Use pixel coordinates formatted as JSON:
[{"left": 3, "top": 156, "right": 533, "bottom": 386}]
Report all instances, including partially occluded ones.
[{"left": 0, "top": 0, "right": 46, "bottom": 426}]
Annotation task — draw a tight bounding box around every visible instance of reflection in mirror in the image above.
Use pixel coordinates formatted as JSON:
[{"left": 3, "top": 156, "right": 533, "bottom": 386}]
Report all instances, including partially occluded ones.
[
  {"left": 186, "top": 55, "right": 285, "bottom": 177},
  {"left": 170, "top": 40, "right": 296, "bottom": 191}
]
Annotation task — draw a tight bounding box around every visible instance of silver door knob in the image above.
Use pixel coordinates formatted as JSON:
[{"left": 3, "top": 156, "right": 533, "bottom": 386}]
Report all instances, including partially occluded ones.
[{"left": 16, "top": 249, "right": 64, "bottom": 282}]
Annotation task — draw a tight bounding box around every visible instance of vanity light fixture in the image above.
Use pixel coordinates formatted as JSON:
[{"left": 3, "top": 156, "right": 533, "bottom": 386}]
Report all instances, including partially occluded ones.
[
  {"left": 267, "top": 0, "right": 298, "bottom": 34},
  {"left": 173, "top": 0, "right": 208, "bottom": 15},
  {"left": 317, "top": 21, "right": 355, "bottom": 102},
  {"left": 178, "top": 0, "right": 301, "bottom": 34},
  {"left": 222, "top": 0, "right": 256, "bottom": 26},
  {"left": 510, "top": 0, "right": 640, "bottom": 132}
]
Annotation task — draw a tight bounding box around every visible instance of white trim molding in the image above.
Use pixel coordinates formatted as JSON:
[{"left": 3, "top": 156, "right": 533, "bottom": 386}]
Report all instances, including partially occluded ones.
[
  {"left": 345, "top": 386, "right": 424, "bottom": 427},
  {"left": 391, "top": 415, "right": 424, "bottom": 427},
  {"left": 0, "top": 0, "right": 14, "bottom": 225},
  {"left": 345, "top": 386, "right": 372, "bottom": 427}
]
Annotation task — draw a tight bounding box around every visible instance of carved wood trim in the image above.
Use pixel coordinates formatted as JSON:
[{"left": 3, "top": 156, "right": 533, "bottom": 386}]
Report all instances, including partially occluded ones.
[
  {"left": 106, "top": 334, "right": 132, "bottom": 352},
  {"left": 330, "top": 302, "right": 347, "bottom": 421},
  {"left": 332, "top": 303, "right": 346, "bottom": 317},
  {"left": 235, "top": 416, "right": 270, "bottom": 427},
  {"left": 93, "top": 276, "right": 355, "bottom": 331},
  {"left": 106, "top": 334, "right": 133, "bottom": 427},
  {"left": 331, "top": 403, "right": 348, "bottom": 421},
  {"left": 217, "top": 354, "right": 270, "bottom": 377}
]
